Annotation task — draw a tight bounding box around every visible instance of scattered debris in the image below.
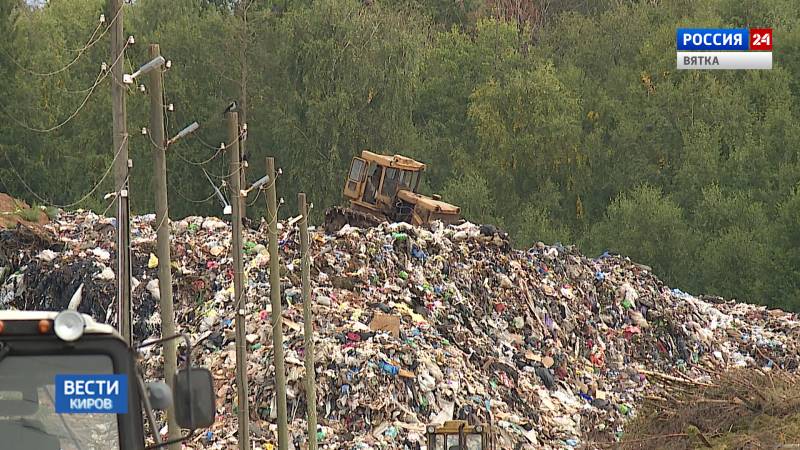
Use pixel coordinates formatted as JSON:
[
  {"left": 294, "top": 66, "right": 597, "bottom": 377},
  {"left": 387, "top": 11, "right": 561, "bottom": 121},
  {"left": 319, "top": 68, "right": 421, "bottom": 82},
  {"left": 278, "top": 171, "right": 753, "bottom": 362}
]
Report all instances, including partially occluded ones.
[{"left": 620, "top": 369, "right": 800, "bottom": 450}]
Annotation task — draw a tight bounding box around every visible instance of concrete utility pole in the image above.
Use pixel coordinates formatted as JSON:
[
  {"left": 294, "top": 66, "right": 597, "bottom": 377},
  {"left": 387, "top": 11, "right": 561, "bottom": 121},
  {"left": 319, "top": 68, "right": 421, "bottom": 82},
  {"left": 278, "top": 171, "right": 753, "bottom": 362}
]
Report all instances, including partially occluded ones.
[
  {"left": 109, "top": 0, "right": 132, "bottom": 344},
  {"left": 148, "top": 43, "right": 180, "bottom": 450},
  {"left": 266, "top": 157, "right": 289, "bottom": 450},
  {"left": 298, "top": 192, "right": 318, "bottom": 450},
  {"left": 228, "top": 111, "right": 250, "bottom": 450}
]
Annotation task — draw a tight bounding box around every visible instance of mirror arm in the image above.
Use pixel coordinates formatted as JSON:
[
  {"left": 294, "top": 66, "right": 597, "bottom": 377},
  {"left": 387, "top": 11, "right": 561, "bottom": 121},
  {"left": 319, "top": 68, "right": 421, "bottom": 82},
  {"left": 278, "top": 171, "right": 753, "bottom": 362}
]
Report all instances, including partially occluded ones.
[
  {"left": 136, "top": 333, "right": 194, "bottom": 369},
  {"left": 136, "top": 368, "right": 163, "bottom": 447},
  {"left": 137, "top": 333, "right": 197, "bottom": 446}
]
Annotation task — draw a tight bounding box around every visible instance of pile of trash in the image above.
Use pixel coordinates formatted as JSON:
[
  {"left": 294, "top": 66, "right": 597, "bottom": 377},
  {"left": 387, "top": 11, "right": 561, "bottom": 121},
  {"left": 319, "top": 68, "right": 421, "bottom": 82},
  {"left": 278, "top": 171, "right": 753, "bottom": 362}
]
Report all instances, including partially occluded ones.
[{"left": 2, "top": 210, "right": 800, "bottom": 449}]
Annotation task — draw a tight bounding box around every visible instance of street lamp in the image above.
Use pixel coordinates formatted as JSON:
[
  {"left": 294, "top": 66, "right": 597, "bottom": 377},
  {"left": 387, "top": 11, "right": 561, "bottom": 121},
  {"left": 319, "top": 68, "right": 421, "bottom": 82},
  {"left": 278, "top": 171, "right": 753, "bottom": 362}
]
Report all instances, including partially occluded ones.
[
  {"left": 240, "top": 175, "right": 269, "bottom": 197},
  {"left": 203, "top": 169, "right": 231, "bottom": 215},
  {"left": 240, "top": 168, "right": 282, "bottom": 197},
  {"left": 166, "top": 122, "right": 199, "bottom": 146},
  {"left": 123, "top": 55, "right": 165, "bottom": 84}
]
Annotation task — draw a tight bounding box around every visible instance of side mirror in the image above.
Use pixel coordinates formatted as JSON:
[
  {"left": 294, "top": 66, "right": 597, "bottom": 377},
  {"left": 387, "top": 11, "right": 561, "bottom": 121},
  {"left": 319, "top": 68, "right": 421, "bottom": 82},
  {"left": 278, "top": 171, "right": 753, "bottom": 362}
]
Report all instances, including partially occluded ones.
[
  {"left": 146, "top": 381, "right": 173, "bottom": 411},
  {"left": 173, "top": 368, "right": 215, "bottom": 429}
]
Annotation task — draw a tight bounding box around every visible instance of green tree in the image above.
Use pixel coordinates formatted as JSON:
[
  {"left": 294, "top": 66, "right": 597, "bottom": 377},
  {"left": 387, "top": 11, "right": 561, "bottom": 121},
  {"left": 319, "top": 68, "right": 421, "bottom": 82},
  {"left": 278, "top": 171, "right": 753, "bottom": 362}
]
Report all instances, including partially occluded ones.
[
  {"left": 416, "top": 19, "right": 524, "bottom": 191},
  {"left": 768, "top": 187, "right": 800, "bottom": 310},
  {"left": 1, "top": 0, "right": 111, "bottom": 212},
  {"left": 0, "top": 0, "right": 20, "bottom": 194},
  {"left": 513, "top": 202, "right": 573, "bottom": 246},
  {"left": 258, "top": 0, "right": 427, "bottom": 218},
  {"left": 441, "top": 171, "right": 499, "bottom": 227},
  {"left": 467, "top": 61, "right": 581, "bottom": 197},
  {"left": 589, "top": 186, "right": 697, "bottom": 288}
]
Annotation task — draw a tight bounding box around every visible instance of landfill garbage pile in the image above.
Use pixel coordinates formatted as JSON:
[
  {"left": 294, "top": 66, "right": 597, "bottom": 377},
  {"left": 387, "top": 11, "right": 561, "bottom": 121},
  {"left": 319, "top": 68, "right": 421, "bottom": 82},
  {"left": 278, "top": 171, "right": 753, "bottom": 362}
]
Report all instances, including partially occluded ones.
[{"left": 2, "top": 211, "right": 800, "bottom": 449}]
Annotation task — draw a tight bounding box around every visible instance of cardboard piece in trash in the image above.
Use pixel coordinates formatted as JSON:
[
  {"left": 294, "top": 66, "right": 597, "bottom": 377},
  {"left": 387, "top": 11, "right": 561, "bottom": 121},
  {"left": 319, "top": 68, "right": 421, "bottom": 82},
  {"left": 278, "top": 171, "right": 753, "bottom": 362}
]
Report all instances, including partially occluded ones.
[{"left": 369, "top": 312, "right": 401, "bottom": 338}]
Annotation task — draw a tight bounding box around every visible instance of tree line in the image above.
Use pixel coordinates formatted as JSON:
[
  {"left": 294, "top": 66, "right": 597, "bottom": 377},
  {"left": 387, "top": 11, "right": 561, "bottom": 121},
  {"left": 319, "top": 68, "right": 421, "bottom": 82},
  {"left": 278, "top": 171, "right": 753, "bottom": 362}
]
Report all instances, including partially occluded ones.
[{"left": 0, "top": 0, "right": 798, "bottom": 310}]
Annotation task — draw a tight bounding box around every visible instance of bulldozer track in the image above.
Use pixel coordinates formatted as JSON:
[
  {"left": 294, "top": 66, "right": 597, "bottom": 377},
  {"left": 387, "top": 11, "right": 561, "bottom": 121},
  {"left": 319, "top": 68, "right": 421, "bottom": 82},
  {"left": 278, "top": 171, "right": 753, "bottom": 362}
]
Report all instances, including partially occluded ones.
[{"left": 324, "top": 206, "right": 384, "bottom": 233}]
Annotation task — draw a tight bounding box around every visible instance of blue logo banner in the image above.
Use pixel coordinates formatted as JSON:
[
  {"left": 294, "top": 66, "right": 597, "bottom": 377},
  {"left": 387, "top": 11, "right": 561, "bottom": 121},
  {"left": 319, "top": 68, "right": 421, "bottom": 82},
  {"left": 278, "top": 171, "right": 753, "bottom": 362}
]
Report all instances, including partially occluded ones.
[
  {"left": 677, "top": 28, "right": 749, "bottom": 51},
  {"left": 55, "top": 374, "right": 128, "bottom": 414}
]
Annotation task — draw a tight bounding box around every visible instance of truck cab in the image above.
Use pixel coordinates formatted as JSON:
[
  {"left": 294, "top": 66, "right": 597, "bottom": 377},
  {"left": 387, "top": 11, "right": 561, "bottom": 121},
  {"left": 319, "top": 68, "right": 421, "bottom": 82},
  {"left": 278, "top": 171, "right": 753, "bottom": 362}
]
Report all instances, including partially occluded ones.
[{"left": 0, "top": 310, "right": 215, "bottom": 450}]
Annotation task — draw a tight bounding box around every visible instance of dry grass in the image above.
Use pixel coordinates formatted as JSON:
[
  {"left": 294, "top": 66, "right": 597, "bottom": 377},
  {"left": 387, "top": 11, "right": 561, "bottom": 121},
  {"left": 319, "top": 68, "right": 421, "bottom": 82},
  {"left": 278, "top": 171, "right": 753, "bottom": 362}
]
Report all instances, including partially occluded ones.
[
  {"left": 618, "top": 369, "right": 800, "bottom": 450},
  {"left": 0, "top": 193, "right": 48, "bottom": 228}
]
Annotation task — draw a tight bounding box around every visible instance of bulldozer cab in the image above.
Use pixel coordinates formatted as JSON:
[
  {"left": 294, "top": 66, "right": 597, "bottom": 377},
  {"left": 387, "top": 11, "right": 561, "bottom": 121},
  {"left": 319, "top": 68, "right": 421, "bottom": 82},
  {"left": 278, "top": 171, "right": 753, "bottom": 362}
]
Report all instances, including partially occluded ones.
[
  {"left": 327, "top": 149, "right": 460, "bottom": 231},
  {"left": 0, "top": 310, "right": 215, "bottom": 450},
  {"left": 426, "top": 420, "right": 494, "bottom": 450},
  {"left": 344, "top": 150, "right": 424, "bottom": 206}
]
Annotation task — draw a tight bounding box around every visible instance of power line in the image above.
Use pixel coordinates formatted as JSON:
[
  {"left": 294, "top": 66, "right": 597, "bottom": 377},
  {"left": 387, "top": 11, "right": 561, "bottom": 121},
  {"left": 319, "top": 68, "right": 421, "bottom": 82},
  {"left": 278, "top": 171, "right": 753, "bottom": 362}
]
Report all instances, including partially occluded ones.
[
  {"left": 59, "top": 79, "right": 104, "bottom": 95},
  {"left": 170, "top": 128, "right": 246, "bottom": 166},
  {"left": 171, "top": 144, "right": 225, "bottom": 166},
  {"left": 0, "top": 41, "right": 130, "bottom": 133},
  {"left": 145, "top": 128, "right": 166, "bottom": 151},
  {"left": 143, "top": 119, "right": 227, "bottom": 164},
  {"left": 68, "top": 7, "right": 123, "bottom": 53},
  {"left": 0, "top": 69, "right": 106, "bottom": 132},
  {"left": 106, "top": 52, "right": 136, "bottom": 94},
  {"left": 206, "top": 166, "right": 241, "bottom": 181},
  {"left": 195, "top": 134, "right": 234, "bottom": 150},
  {"left": 64, "top": 21, "right": 104, "bottom": 53},
  {"left": 3, "top": 7, "right": 122, "bottom": 77},
  {"left": 152, "top": 72, "right": 244, "bottom": 166},
  {"left": 144, "top": 128, "right": 223, "bottom": 168},
  {"left": 169, "top": 182, "right": 218, "bottom": 204},
  {"left": 1, "top": 134, "right": 128, "bottom": 209},
  {"left": 247, "top": 186, "right": 264, "bottom": 207}
]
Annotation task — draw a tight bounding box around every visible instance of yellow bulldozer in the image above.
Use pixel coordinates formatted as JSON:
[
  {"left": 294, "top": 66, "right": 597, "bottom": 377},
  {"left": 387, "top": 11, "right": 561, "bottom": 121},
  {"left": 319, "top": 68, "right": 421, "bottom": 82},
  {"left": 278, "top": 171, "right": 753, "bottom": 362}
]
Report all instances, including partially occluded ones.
[
  {"left": 426, "top": 420, "right": 494, "bottom": 450},
  {"left": 324, "top": 150, "right": 461, "bottom": 232}
]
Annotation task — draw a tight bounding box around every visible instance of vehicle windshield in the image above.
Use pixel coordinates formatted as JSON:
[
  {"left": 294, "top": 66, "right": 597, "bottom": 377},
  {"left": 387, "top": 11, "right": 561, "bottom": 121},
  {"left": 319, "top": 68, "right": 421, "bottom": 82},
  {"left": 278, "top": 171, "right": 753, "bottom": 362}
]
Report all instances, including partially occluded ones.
[
  {"left": 436, "top": 434, "right": 483, "bottom": 450},
  {"left": 0, "top": 355, "right": 120, "bottom": 450},
  {"left": 382, "top": 168, "right": 420, "bottom": 197}
]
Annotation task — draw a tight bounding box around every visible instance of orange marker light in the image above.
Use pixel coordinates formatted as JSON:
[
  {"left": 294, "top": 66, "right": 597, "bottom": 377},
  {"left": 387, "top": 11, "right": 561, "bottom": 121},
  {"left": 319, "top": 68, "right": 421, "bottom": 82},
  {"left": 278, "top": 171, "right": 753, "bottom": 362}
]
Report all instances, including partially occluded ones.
[
  {"left": 0, "top": 320, "right": 4, "bottom": 334},
  {"left": 38, "top": 319, "right": 52, "bottom": 334}
]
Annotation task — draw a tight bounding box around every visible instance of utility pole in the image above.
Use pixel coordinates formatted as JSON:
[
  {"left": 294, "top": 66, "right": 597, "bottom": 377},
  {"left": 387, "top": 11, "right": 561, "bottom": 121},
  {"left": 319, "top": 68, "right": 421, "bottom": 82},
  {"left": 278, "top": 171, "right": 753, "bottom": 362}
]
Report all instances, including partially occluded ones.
[
  {"left": 237, "top": 113, "right": 247, "bottom": 221},
  {"left": 109, "top": 0, "right": 132, "bottom": 344},
  {"left": 148, "top": 43, "right": 179, "bottom": 450},
  {"left": 228, "top": 111, "right": 250, "bottom": 450},
  {"left": 266, "top": 157, "right": 289, "bottom": 450},
  {"left": 298, "top": 192, "right": 318, "bottom": 450},
  {"left": 235, "top": 0, "right": 249, "bottom": 221}
]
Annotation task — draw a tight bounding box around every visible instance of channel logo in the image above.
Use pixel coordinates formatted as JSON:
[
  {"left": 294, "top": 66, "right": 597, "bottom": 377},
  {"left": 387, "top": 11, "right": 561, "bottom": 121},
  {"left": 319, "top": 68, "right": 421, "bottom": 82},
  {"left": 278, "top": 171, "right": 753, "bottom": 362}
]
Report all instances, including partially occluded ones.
[{"left": 676, "top": 28, "right": 772, "bottom": 70}]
